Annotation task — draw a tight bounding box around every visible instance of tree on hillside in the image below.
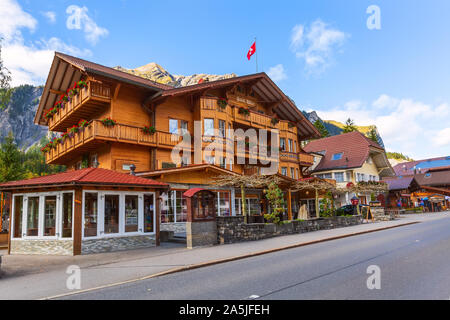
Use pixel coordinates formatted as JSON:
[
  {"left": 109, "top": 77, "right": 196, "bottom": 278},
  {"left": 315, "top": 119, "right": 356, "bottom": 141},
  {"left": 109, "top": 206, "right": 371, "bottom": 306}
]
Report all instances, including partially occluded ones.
[
  {"left": 0, "top": 132, "right": 25, "bottom": 182},
  {"left": 367, "top": 127, "right": 379, "bottom": 143},
  {"left": 313, "top": 120, "right": 329, "bottom": 138},
  {"left": 342, "top": 118, "right": 357, "bottom": 133},
  {"left": 0, "top": 39, "right": 12, "bottom": 110},
  {"left": 23, "top": 136, "right": 66, "bottom": 178}
]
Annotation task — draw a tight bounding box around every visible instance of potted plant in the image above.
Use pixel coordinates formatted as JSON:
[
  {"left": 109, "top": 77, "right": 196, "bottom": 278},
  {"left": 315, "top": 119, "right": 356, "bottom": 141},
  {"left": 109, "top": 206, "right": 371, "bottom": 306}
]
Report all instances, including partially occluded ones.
[
  {"left": 78, "top": 119, "right": 89, "bottom": 130},
  {"left": 238, "top": 107, "right": 250, "bottom": 116},
  {"left": 142, "top": 125, "right": 156, "bottom": 135},
  {"left": 101, "top": 117, "right": 116, "bottom": 127},
  {"left": 68, "top": 125, "right": 79, "bottom": 135},
  {"left": 217, "top": 99, "right": 228, "bottom": 110}
]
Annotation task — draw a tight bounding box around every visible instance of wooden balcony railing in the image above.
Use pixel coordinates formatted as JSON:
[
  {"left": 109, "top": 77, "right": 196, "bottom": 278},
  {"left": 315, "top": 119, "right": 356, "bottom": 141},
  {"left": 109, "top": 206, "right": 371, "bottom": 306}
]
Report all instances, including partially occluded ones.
[
  {"left": 201, "top": 97, "right": 297, "bottom": 134},
  {"left": 47, "top": 81, "right": 112, "bottom": 132},
  {"left": 298, "top": 152, "right": 314, "bottom": 165},
  {"left": 45, "top": 120, "right": 182, "bottom": 164}
]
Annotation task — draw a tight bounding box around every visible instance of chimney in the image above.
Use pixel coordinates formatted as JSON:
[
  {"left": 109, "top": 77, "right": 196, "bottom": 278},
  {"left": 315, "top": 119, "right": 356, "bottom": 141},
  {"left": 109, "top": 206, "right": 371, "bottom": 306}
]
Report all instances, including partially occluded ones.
[{"left": 129, "top": 164, "right": 136, "bottom": 176}]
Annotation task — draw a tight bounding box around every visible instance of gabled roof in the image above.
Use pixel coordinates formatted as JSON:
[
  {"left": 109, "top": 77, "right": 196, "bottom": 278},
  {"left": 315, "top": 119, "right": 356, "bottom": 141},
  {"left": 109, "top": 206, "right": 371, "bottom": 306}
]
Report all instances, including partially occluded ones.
[
  {"left": 150, "top": 72, "right": 320, "bottom": 140},
  {"left": 0, "top": 168, "right": 168, "bottom": 191},
  {"left": 383, "top": 176, "right": 415, "bottom": 191},
  {"left": 35, "top": 52, "right": 173, "bottom": 125},
  {"left": 392, "top": 156, "right": 450, "bottom": 176},
  {"left": 414, "top": 168, "right": 450, "bottom": 187},
  {"left": 304, "top": 131, "right": 394, "bottom": 176}
]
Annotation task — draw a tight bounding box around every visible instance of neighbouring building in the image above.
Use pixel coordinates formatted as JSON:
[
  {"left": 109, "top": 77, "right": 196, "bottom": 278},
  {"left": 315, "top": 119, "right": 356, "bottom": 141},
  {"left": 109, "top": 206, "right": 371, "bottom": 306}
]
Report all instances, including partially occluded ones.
[
  {"left": 0, "top": 52, "right": 321, "bottom": 254},
  {"left": 303, "top": 131, "right": 395, "bottom": 207}
]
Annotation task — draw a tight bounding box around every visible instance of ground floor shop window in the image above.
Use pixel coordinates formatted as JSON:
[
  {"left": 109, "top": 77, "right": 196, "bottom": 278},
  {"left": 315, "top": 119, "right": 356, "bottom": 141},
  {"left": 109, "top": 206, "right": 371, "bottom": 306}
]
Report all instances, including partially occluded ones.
[
  {"left": 125, "top": 195, "right": 139, "bottom": 233},
  {"left": 84, "top": 193, "right": 98, "bottom": 237},
  {"left": 26, "top": 197, "right": 39, "bottom": 236},
  {"left": 104, "top": 195, "right": 119, "bottom": 234},
  {"left": 62, "top": 193, "right": 73, "bottom": 238},
  {"left": 144, "top": 195, "right": 154, "bottom": 233},
  {"left": 235, "top": 197, "right": 261, "bottom": 216},
  {"left": 218, "top": 191, "right": 230, "bottom": 216},
  {"left": 44, "top": 196, "right": 57, "bottom": 236},
  {"left": 13, "top": 196, "right": 23, "bottom": 238}
]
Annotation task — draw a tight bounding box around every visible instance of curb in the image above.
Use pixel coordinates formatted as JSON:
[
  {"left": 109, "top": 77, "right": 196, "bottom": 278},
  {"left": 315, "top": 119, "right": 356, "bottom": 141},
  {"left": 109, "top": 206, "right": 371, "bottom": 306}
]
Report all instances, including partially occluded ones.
[{"left": 42, "top": 220, "right": 419, "bottom": 300}]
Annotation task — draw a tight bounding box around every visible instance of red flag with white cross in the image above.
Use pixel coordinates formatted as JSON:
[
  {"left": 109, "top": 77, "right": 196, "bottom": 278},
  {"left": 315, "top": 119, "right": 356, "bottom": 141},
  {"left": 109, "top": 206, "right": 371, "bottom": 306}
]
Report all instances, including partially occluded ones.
[{"left": 247, "top": 41, "right": 256, "bottom": 60}]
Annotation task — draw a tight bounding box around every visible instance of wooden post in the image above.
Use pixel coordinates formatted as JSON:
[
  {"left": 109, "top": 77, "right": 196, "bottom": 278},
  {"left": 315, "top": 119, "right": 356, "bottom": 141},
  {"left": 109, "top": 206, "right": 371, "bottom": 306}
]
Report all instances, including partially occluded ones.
[
  {"left": 287, "top": 190, "right": 292, "bottom": 221},
  {"left": 155, "top": 190, "right": 160, "bottom": 246},
  {"left": 0, "top": 192, "right": 3, "bottom": 231},
  {"left": 73, "top": 188, "right": 83, "bottom": 255},
  {"left": 315, "top": 189, "right": 320, "bottom": 218},
  {"left": 241, "top": 184, "right": 247, "bottom": 223}
]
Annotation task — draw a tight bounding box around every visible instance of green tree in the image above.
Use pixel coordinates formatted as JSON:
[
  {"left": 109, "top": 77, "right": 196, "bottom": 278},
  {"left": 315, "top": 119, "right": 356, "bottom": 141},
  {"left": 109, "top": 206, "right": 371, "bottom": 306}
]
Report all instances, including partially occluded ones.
[
  {"left": 313, "top": 120, "right": 329, "bottom": 138},
  {"left": 342, "top": 118, "right": 357, "bottom": 133},
  {"left": 0, "top": 132, "right": 25, "bottom": 182},
  {"left": 22, "top": 136, "right": 65, "bottom": 178},
  {"left": 264, "top": 181, "right": 285, "bottom": 224},
  {"left": 367, "top": 127, "right": 379, "bottom": 143},
  {"left": 0, "top": 39, "right": 12, "bottom": 110}
]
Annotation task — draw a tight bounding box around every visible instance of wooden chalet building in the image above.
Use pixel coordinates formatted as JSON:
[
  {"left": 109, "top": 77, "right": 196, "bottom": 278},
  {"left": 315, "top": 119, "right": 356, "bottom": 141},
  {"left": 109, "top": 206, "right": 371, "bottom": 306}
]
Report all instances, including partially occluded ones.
[{"left": 0, "top": 52, "right": 320, "bottom": 255}]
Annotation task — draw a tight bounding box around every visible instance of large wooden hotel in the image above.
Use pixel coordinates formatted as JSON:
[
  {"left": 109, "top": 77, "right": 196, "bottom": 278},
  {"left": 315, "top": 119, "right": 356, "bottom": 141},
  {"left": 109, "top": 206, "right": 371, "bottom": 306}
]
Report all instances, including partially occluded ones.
[{"left": 0, "top": 52, "right": 320, "bottom": 255}]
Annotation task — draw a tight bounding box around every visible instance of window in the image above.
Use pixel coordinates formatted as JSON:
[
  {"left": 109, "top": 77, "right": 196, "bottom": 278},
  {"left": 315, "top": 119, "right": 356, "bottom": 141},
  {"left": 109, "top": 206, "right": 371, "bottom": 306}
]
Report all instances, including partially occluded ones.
[
  {"left": 293, "top": 141, "right": 297, "bottom": 153},
  {"left": 180, "top": 120, "right": 188, "bottom": 135},
  {"left": 143, "top": 194, "right": 154, "bottom": 233},
  {"left": 318, "top": 173, "right": 332, "bottom": 179},
  {"left": 90, "top": 154, "right": 98, "bottom": 168},
  {"left": 334, "top": 172, "right": 344, "bottom": 183},
  {"left": 219, "top": 157, "right": 226, "bottom": 168},
  {"left": 331, "top": 153, "right": 343, "bottom": 160},
  {"left": 229, "top": 159, "right": 233, "bottom": 171},
  {"left": 169, "top": 119, "right": 178, "bottom": 134},
  {"left": 218, "top": 120, "right": 225, "bottom": 138},
  {"left": 160, "top": 192, "right": 174, "bottom": 223},
  {"left": 44, "top": 196, "right": 57, "bottom": 236},
  {"left": 104, "top": 195, "right": 119, "bottom": 234},
  {"left": 181, "top": 156, "right": 190, "bottom": 167},
  {"left": 174, "top": 191, "right": 187, "bottom": 222},
  {"left": 281, "top": 167, "right": 288, "bottom": 176},
  {"left": 125, "top": 195, "right": 139, "bottom": 233},
  {"left": 346, "top": 171, "right": 352, "bottom": 182},
  {"left": 162, "top": 162, "right": 177, "bottom": 169},
  {"left": 206, "top": 156, "right": 215, "bottom": 164},
  {"left": 280, "top": 138, "right": 286, "bottom": 151},
  {"left": 13, "top": 196, "right": 23, "bottom": 238},
  {"left": 62, "top": 193, "right": 73, "bottom": 238},
  {"left": 288, "top": 139, "right": 293, "bottom": 152},
  {"left": 204, "top": 118, "right": 214, "bottom": 136},
  {"left": 218, "top": 192, "right": 230, "bottom": 216},
  {"left": 26, "top": 197, "right": 39, "bottom": 236},
  {"left": 248, "top": 198, "right": 261, "bottom": 215},
  {"left": 290, "top": 168, "right": 295, "bottom": 178},
  {"left": 296, "top": 168, "right": 299, "bottom": 179},
  {"left": 84, "top": 193, "right": 98, "bottom": 237}
]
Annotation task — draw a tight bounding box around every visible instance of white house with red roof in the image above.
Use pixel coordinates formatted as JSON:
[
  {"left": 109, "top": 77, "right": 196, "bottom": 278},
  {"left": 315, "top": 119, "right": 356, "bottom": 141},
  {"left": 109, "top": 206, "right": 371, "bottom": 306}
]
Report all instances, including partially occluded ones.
[{"left": 304, "top": 132, "right": 394, "bottom": 207}]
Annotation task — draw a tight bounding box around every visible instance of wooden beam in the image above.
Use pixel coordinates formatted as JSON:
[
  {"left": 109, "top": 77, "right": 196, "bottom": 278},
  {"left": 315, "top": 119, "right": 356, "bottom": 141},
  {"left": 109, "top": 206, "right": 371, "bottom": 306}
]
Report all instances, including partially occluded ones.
[
  {"left": 73, "top": 187, "right": 83, "bottom": 255},
  {"left": 49, "top": 89, "right": 65, "bottom": 96},
  {"left": 287, "top": 190, "right": 292, "bottom": 220},
  {"left": 155, "top": 190, "right": 161, "bottom": 246},
  {"left": 113, "top": 83, "right": 121, "bottom": 100}
]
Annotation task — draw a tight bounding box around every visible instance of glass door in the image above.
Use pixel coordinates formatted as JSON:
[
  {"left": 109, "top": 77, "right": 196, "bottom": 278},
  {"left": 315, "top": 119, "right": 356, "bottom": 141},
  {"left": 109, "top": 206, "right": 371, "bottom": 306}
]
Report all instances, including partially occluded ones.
[{"left": 143, "top": 194, "right": 155, "bottom": 233}]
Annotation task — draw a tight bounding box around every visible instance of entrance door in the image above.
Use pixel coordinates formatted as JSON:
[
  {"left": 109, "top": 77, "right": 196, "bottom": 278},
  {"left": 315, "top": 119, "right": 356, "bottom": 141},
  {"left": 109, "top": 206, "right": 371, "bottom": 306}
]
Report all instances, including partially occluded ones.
[
  {"left": 143, "top": 194, "right": 155, "bottom": 233},
  {"left": 104, "top": 195, "right": 119, "bottom": 234}
]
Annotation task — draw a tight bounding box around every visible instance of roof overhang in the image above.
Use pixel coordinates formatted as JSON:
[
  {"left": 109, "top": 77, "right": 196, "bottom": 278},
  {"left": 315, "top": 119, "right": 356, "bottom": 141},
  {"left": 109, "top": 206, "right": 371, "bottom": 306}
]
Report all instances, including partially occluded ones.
[{"left": 136, "top": 164, "right": 240, "bottom": 179}]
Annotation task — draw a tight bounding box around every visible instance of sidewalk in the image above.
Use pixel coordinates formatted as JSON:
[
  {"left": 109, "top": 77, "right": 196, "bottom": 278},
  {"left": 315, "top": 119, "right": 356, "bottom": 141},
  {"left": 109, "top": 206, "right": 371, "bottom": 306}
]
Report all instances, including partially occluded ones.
[{"left": 0, "top": 212, "right": 448, "bottom": 300}]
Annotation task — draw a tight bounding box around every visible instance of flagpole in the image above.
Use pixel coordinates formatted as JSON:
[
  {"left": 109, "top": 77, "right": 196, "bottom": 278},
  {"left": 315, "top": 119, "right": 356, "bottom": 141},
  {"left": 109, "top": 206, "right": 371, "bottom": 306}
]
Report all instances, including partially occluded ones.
[{"left": 255, "top": 37, "right": 258, "bottom": 73}]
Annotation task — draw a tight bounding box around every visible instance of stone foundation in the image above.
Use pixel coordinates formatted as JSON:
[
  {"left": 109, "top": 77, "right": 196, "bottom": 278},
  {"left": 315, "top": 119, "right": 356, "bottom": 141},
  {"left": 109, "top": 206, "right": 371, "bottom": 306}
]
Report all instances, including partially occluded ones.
[
  {"left": 217, "top": 215, "right": 363, "bottom": 244},
  {"left": 10, "top": 239, "right": 73, "bottom": 255},
  {"left": 82, "top": 235, "right": 156, "bottom": 254},
  {"left": 160, "top": 222, "right": 186, "bottom": 234}
]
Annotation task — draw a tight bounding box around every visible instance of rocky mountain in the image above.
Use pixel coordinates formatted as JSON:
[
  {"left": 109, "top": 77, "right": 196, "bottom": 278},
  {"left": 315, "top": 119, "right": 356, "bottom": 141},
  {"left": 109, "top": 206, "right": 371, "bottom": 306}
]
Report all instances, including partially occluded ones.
[
  {"left": 114, "top": 62, "right": 237, "bottom": 87},
  {"left": 0, "top": 85, "right": 47, "bottom": 149},
  {"left": 302, "top": 110, "right": 385, "bottom": 148}
]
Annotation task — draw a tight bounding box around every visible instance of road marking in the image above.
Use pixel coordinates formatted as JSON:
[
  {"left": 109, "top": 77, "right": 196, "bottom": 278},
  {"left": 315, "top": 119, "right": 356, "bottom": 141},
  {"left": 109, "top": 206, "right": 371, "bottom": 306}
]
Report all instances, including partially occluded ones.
[{"left": 248, "top": 295, "right": 260, "bottom": 299}]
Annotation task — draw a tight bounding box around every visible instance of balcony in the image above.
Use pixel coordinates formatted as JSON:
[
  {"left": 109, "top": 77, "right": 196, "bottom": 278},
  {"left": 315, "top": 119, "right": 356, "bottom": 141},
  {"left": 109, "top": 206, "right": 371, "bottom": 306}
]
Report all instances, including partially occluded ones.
[
  {"left": 47, "top": 81, "right": 112, "bottom": 132},
  {"left": 200, "top": 97, "right": 297, "bottom": 134},
  {"left": 45, "top": 120, "right": 182, "bottom": 164},
  {"left": 298, "top": 152, "right": 315, "bottom": 166}
]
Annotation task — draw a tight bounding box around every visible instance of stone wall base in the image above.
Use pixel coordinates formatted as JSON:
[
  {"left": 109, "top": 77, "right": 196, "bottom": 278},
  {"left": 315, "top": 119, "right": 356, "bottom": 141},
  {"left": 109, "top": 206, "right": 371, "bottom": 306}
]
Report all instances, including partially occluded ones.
[
  {"left": 217, "top": 215, "right": 363, "bottom": 244},
  {"left": 10, "top": 239, "right": 73, "bottom": 255},
  {"left": 82, "top": 235, "right": 156, "bottom": 254},
  {"left": 186, "top": 221, "right": 217, "bottom": 249},
  {"left": 160, "top": 222, "right": 186, "bottom": 233}
]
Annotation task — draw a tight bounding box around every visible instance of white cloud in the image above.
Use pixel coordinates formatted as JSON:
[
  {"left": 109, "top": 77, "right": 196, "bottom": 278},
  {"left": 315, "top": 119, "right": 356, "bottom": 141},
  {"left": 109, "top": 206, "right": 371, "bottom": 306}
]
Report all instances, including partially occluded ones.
[
  {"left": 291, "top": 19, "right": 348, "bottom": 74},
  {"left": 315, "top": 94, "right": 450, "bottom": 159},
  {"left": 0, "top": 0, "right": 37, "bottom": 41},
  {"left": 42, "top": 11, "right": 56, "bottom": 24},
  {"left": 0, "top": 0, "right": 92, "bottom": 86},
  {"left": 66, "top": 5, "right": 108, "bottom": 45},
  {"left": 267, "top": 64, "right": 287, "bottom": 82},
  {"left": 433, "top": 128, "right": 450, "bottom": 147}
]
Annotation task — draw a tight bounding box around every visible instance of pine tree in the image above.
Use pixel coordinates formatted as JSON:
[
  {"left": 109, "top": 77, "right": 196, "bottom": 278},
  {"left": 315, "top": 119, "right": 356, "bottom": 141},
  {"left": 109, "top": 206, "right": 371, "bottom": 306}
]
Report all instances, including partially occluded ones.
[
  {"left": 0, "top": 132, "right": 25, "bottom": 182},
  {"left": 313, "top": 120, "right": 329, "bottom": 138},
  {"left": 367, "top": 127, "right": 379, "bottom": 143},
  {"left": 342, "top": 118, "right": 357, "bottom": 133}
]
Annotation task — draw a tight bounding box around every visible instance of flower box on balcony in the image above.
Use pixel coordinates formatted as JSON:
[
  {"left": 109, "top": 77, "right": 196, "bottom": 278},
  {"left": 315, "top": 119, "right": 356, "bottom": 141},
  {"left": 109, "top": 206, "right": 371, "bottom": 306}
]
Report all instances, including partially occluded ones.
[{"left": 238, "top": 107, "right": 250, "bottom": 116}]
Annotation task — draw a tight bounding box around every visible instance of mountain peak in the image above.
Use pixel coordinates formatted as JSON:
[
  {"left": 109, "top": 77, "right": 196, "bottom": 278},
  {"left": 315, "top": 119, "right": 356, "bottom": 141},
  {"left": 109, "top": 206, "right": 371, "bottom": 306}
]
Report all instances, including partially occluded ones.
[{"left": 114, "top": 62, "right": 236, "bottom": 88}]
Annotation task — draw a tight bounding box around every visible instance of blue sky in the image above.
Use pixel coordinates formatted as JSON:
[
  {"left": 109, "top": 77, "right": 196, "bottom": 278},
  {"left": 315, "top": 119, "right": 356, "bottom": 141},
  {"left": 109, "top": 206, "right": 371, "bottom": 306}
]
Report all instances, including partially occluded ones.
[{"left": 1, "top": 0, "right": 450, "bottom": 159}]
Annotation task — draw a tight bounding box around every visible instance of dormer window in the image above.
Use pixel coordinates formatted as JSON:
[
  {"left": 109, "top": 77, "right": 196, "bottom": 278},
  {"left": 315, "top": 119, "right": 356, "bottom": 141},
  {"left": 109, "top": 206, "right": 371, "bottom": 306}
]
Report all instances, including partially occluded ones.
[{"left": 331, "top": 153, "right": 343, "bottom": 160}]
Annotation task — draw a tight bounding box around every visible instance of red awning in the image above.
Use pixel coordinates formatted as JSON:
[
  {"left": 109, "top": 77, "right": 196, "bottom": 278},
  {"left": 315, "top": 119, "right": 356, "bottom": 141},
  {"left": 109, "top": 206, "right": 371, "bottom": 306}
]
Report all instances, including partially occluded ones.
[{"left": 183, "top": 188, "right": 206, "bottom": 198}]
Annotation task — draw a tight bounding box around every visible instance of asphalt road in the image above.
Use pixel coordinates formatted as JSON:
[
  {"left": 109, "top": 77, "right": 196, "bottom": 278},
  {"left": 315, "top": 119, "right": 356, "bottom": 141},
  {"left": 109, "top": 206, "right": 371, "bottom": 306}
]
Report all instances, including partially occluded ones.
[{"left": 62, "top": 215, "right": 450, "bottom": 300}]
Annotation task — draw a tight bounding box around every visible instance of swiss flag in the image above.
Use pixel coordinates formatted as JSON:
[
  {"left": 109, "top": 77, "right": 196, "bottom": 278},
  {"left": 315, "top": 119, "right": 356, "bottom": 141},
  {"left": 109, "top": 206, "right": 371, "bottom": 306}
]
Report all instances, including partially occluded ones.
[{"left": 247, "top": 42, "right": 256, "bottom": 60}]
